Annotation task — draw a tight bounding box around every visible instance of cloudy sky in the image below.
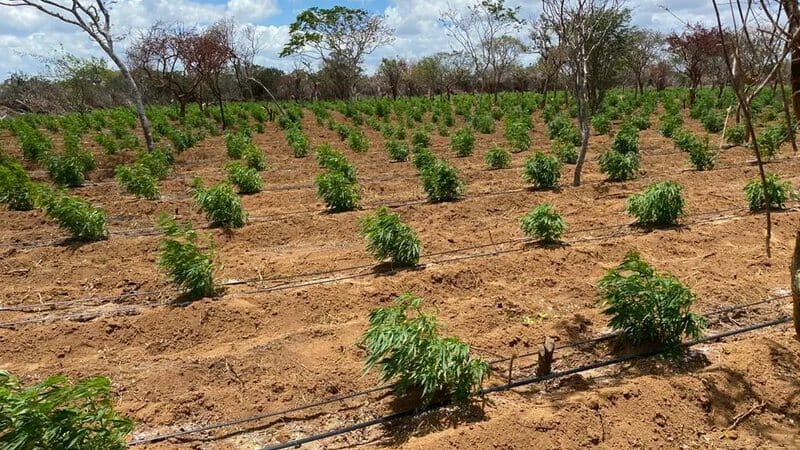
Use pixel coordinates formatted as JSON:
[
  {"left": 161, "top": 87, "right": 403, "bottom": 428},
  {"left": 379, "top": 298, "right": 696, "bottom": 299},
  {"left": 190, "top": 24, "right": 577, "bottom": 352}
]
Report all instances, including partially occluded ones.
[{"left": 0, "top": 0, "right": 720, "bottom": 79}]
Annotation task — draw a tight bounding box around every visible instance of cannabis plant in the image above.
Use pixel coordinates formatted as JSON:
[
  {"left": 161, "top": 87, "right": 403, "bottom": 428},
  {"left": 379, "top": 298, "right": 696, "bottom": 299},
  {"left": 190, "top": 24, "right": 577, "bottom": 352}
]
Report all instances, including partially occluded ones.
[
  {"left": 592, "top": 114, "right": 611, "bottom": 135},
  {"left": 386, "top": 139, "right": 409, "bottom": 162},
  {"left": 192, "top": 178, "right": 247, "bottom": 228},
  {"left": 552, "top": 139, "right": 578, "bottom": 164},
  {"left": 115, "top": 164, "right": 160, "bottom": 199},
  {"left": 157, "top": 215, "right": 216, "bottom": 299},
  {"left": 743, "top": 173, "right": 793, "bottom": 211},
  {"left": 504, "top": 119, "right": 530, "bottom": 151},
  {"left": 137, "top": 147, "right": 174, "bottom": 180},
  {"left": 0, "top": 370, "right": 133, "bottom": 450},
  {"left": 451, "top": 127, "right": 476, "bottom": 157},
  {"left": 360, "top": 207, "right": 422, "bottom": 266},
  {"left": 412, "top": 146, "right": 437, "bottom": 173},
  {"left": 38, "top": 190, "right": 108, "bottom": 241},
  {"left": 362, "top": 293, "right": 490, "bottom": 404},
  {"left": 0, "top": 158, "right": 36, "bottom": 211},
  {"left": 597, "top": 251, "right": 706, "bottom": 352},
  {"left": 688, "top": 136, "right": 716, "bottom": 171},
  {"left": 347, "top": 128, "right": 369, "bottom": 152},
  {"left": 626, "top": 181, "right": 685, "bottom": 227},
  {"left": 522, "top": 152, "right": 561, "bottom": 189},
  {"left": 226, "top": 162, "right": 263, "bottom": 194},
  {"left": 484, "top": 144, "right": 511, "bottom": 170},
  {"left": 598, "top": 149, "right": 640, "bottom": 181},
  {"left": 242, "top": 143, "right": 267, "bottom": 171},
  {"left": 412, "top": 129, "right": 430, "bottom": 148},
  {"left": 225, "top": 131, "right": 249, "bottom": 159},
  {"left": 520, "top": 204, "right": 567, "bottom": 243},
  {"left": 724, "top": 124, "right": 745, "bottom": 145},
  {"left": 422, "top": 159, "right": 464, "bottom": 202},
  {"left": 316, "top": 170, "right": 361, "bottom": 212}
]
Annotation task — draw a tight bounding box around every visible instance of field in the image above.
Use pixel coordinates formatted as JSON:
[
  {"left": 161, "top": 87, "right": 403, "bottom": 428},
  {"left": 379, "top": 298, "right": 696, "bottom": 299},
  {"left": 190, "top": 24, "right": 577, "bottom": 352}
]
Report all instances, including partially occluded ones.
[{"left": 1, "top": 90, "right": 799, "bottom": 449}]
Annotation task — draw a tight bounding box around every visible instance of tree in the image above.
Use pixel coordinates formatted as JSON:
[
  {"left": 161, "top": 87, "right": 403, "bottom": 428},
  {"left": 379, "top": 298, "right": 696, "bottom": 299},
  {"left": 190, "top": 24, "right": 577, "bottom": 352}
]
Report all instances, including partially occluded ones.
[
  {"left": 536, "top": 0, "right": 632, "bottom": 186},
  {"left": 378, "top": 58, "right": 407, "bottom": 99},
  {"left": 0, "top": 0, "right": 154, "bottom": 151},
  {"left": 440, "top": 0, "right": 525, "bottom": 98},
  {"left": 195, "top": 20, "right": 237, "bottom": 130},
  {"left": 280, "top": 6, "right": 394, "bottom": 100},
  {"left": 629, "top": 29, "right": 663, "bottom": 95},
  {"left": 666, "top": 24, "right": 723, "bottom": 106}
]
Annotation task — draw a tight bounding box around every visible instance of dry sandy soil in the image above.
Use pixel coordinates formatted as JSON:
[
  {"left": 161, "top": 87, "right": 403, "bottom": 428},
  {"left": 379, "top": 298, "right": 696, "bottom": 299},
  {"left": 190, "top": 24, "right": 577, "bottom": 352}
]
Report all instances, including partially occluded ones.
[{"left": 0, "top": 107, "right": 798, "bottom": 449}]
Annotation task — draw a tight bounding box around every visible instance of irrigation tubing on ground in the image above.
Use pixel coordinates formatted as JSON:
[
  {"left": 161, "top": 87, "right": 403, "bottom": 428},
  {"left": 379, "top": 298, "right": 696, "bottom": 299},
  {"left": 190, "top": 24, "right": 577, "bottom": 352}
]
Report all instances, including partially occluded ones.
[{"left": 255, "top": 316, "right": 793, "bottom": 450}]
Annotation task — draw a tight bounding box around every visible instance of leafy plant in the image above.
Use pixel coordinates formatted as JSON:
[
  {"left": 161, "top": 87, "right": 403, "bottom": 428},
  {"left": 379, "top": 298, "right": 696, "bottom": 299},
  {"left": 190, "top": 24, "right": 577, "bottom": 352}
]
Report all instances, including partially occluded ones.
[
  {"left": 701, "top": 110, "right": 724, "bottom": 133},
  {"left": 757, "top": 125, "right": 785, "bottom": 160},
  {"left": 743, "top": 172, "right": 793, "bottom": 211},
  {"left": 626, "top": 181, "right": 685, "bottom": 226},
  {"left": 347, "top": 128, "right": 369, "bottom": 152},
  {"left": 412, "top": 146, "right": 437, "bottom": 173},
  {"left": 598, "top": 149, "right": 640, "bottom": 181},
  {"left": 611, "top": 124, "right": 639, "bottom": 154},
  {"left": 242, "top": 143, "right": 267, "bottom": 171},
  {"left": 137, "top": 148, "right": 173, "bottom": 180},
  {"left": 286, "top": 126, "right": 310, "bottom": 157},
  {"left": 386, "top": 139, "right": 409, "bottom": 162},
  {"left": 597, "top": 251, "right": 706, "bottom": 352},
  {"left": 38, "top": 189, "right": 108, "bottom": 241},
  {"left": 471, "top": 112, "right": 495, "bottom": 134},
  {"left": 316, "top": 170, "right": 361, "bottom": 212},
  {"left": 688, "top": 135, "right": 716, "bottom": 170},
  {"left": 157, "top": 215, "right": 216, "bottom": 300},
  {"left": 225, "top": 131, "right": 249, "bottom": 159},
  {"left": 658, "top": 113, "right": 683, "bottom": 138},
  {"left": 360, "top": 206, "right": 422, "bottom": 266},
  {"left": 592, "top": 114, "right": 611, "bottom": 135},
  {"left": 0, "top": 370, "right": 133, "bottom": 450},
  {"left": 115, "top": 164, "right": 160, "bottom": 199},
  {"left": 0, "top": 158, "right": 36, "bottom": 211},
  {"left": 552, "top": 139, "right": 578, "bottom": 164},
  {"left": 519, "top": 204, "right": 567, "bottom": 243},
  {"left": 412, "top": 129, "right": 430, "bottom": 148},
  {"left": 226, "top": 162, "right": 263, "bottom": 194},
  {"left": 522, "top": 152, "right": 561, "bottom": 189},
  {"left": 451, "top": 127, "right": 476, "bottom": 157},
  {"left": 315, "top": 144, "right": 357, "bottom": 182},
  {"left": 724, "top": 124, "right": 745, "bottom": 145},
  {"left": 504, "top": 119, "right": 531, "bottom": 151},
  {"left": 484, "top": 144, "right": 511, "bottom": 169},
  {"left": 361, "top": 293, "right": 490, "bottom": 404},
  {"left": 192, "top": 178, "right": 247, "bottom": 228},
  {"left": 421, "top": 159, "right": 464, "bottom": 202}
]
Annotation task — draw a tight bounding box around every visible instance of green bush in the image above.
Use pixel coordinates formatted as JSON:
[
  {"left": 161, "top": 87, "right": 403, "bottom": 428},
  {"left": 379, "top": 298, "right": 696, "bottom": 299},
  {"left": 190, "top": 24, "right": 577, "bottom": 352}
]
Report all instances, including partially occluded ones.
[
  {"left": 743, "top": 172, "right": 793, "bottom": 211},
  {"left": 626, "top": 181, "right": 685, "bottom": 226},
  {"left": 157, "top": 215, "right": 216, "bottom": 300},
  {"left": 0, "top": 158, "right": 36, "bottom": 211},
  {"left": 115, "top": 164, "right": 160, "bottom": 199},
  {"left": 611, "top": 124, "right": 639, "bottom": 154},
  {"left": 688, "top": 136, "right": 716, "bottom": 170},
  {"left": 757, "top": 125, "right": 785, "bottom": 160},
  {"left": 316, "top": 170, "right": 361, "bottom": 212},
  {"left": 17, "top": 124, "right": 53, "bottom": 160},
  {"left": 192, "top": 178, "right": 247, "bottom": 228},
  {"left": 485, "top": 144, "right": 511, "bottom": 169},
  {"left": 451, "top": 127, "right": 476, "bottom": 157},
  {"left": 362, "top": 293, "right": 490, "bottom": 404},
  {"left": 386, "top": 139, "right": 409, "bottom": 162},
  {"left": 599, "top": 149, "right": 640, "bottom": 181},
  {"left": 137, "top": 148, "right": 173, "bottom": 180},
  {"left": 38, "top": 190, "right": 108, "bottom": 241},
  {"left": 504, "top": 119, "right": 531, "bottom": 151},
  {"left": 658, "top": 114, "right": 683, "bottom": 138},
  {"left": 598, "top": 251, "right": 706, "bottom": 352},
  {"left": 360, "top": 206, "right": 422, "bottom": 266},
  {"left": 315, "top": 144, "right": 357, "bottom": 182},
  {"left": 226, "top": 162, "right": 263, "bottom": 194},
  {"left": 242, "top": 143, "right": 267, "bottom": 171},
  {"left": 701, "top": 110, "right": 724, "bottom": 133},
  {"left": 631, "top": 114, "right": 651, "bottom": 130},
  {"left": 412, "top": 129, "right": 430, "bottom": 148},
  {"left": 519, "top": 204, "right": 567, "bottom": 243},
  {"left": 422, "top": 159, "right": 464, "bottom": 202},
  {"left": 286, "top": 126, "right": 310, "bottom": 157},
  {"left": 471, "top": 112, "right": 495, "bottom": 134},
  {"left": 724, "top": 124, "right": 745, "bottom": 145},
  {"left": 347, "top": 128, "right": 369, "bottom": 152},
  {"left": 94, "top": 132, "right": 120, "bottom": 155},
  {"left": 522, "top": 152, "right": 561, "bottom": 189},
  {"left": 412, "top": 146, "right": 437, "bottom": 173},
  {"left": 552, "top": 139, "right": 578, "bottom": 164},
  {"left": 592, "top": 114, "right": 611, "bottom": 135},
  {"left": 0, "top": 370, "right": 133, "bottom": 450}
]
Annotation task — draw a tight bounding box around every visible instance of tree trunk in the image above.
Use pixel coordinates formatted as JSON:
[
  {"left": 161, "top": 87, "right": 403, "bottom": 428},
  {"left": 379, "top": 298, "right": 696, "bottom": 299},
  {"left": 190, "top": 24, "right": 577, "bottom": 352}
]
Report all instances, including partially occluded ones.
[
  {"left": 792, "top": 231, "right": 800, "bottom": 337},
  {"left": 108, "top": 51, "right": 154, "bottom": 152},
  {"left": 783, "top": 0, "right": 800, "bottom": 122},
  {"left": 777, "top": 71, "right": 798, "bottom": 152}
]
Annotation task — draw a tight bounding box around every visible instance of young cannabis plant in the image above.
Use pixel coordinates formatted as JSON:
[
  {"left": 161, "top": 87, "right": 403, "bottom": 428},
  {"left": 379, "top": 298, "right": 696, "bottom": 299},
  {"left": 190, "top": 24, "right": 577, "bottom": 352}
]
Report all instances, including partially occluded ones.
[
  {"left": 519, "top": 204, "right": 567, "bottom": 243},
  {"left": 38, "top": 189, "right": 108, "bottom": 241},
  {"left": 316, "top": 170, "right": 361, "bottom": 212},
  {"left": 422, "top": 159, "right": 465, "bottom": 202},
  {"left": 192, "top": 178, "right": 247, "bottom": 228},
  {"left": 0, "top": 158, "right": 36, "bottom": 211},
  {"left": 451, "top": 127, "right": 476, "bottom": 157},
  {"left": 157, "top": 215, "right": 216, "bottom": 300},
  {"left": 522, "top": 152, "right": 561, "bottom": 189},
  {"left": 598, "top": 149, "right": 640, "bottom": 181},
  {"left": 743, "top": 173, "right": 793, "bottom": 211},
  {"left": 626, "top": 181, "right": 685, "bottom": 227},
  {"left": 361, "top": 293, "right": 490, "bottom": 404},
  {"left": 597, "top": 251, "right": 706, "bottom": 352},
  {"left": 226, "top": 162, "right": 263, "bottom": 194},
  {"left": 386, "top": 139, "right": 409, "bottom": 162},
  {"left": 115, "top": 164, "right": 160, "bottom": 199},
  {"left": 484, "top": 144, "right": 511, "bottom": 169},
  {"left": 360, "top": 206, "right": 422, "bottom": 266}
]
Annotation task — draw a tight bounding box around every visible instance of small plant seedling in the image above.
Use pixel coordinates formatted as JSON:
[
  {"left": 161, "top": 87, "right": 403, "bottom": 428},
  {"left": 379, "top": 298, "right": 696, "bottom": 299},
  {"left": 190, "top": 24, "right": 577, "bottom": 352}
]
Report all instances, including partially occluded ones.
[
  {"left": 520, "top": 203, "right": 567, "bottom": 243},
  {"left": 485, "top": 144, "right": 511, "bottom": 169},
  {"left": 422, "top": 159, "right": 464, "bottom": 202},
  {"left": 192, "top": 178, "right": 247, "bottom": 228},
  {"left": 360, "top": 206, "right": 422, "bottom": 266},
  {"left": 743, "top": 173, "right": 793, "bottom": 211},
  {"left": 157, "top": 215, "right": 216, "bottom": 300},
  {"left": 522, "top": 152, "right": 561, "bottom": 189},
  {"left": 626, "top": 181, "right": 685, "bottom": 227}
]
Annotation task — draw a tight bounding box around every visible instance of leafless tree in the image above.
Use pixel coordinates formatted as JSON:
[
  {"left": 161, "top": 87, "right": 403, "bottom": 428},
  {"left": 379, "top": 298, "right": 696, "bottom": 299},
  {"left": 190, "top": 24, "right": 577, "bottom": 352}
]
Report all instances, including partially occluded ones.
[
  {"left": 0, "top": 0, "right": 154, "bottom": 151},
  {"left": 629, "top": 29, "right": 663, "bottom": 96}
]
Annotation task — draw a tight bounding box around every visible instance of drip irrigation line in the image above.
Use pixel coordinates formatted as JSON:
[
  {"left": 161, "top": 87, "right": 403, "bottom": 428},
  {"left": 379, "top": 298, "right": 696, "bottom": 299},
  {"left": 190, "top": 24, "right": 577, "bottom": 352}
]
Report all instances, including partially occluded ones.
[{"left": 258, "top": 316, "right": 792, "bottom": 450}]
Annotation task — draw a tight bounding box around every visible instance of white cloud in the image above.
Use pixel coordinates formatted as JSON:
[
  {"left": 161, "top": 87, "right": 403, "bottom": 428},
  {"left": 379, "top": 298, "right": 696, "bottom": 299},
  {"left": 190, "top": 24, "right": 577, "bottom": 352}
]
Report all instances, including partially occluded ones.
[{"left": 227, "top": 0, "right": 280, "bottom": 22}]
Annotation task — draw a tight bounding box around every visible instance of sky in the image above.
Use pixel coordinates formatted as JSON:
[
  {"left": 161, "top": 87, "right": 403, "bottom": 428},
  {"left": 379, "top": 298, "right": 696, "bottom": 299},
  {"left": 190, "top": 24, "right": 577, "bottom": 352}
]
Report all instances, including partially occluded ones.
[{"left": 0, "top": 0, "right": 722, "bottom": 79}]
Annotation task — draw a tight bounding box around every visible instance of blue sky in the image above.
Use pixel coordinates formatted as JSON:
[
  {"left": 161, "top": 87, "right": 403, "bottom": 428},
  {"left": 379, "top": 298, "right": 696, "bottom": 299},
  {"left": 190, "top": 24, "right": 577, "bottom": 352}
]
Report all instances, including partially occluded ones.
[{"left": 0, "top": 0, "right": 721, "bottom": 78}]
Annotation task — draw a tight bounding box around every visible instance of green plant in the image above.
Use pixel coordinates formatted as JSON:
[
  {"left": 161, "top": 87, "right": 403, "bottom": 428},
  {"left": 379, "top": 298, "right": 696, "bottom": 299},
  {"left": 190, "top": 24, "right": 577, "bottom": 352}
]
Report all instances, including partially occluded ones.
[
  {"left": 286, "top": 126, "right": 310, "bottom": 157},
  {"left": 361, "top": 293, "right": 490, "bottom": 404},
  {"left": 192, "top": 178, "right": 247, "bottom": 228},
  {"left": 226, "top": 162, "right": 263, "bottom": 194},
  {"left": 316, "top": 170, "right": 361, "bottom": 212},
  {"left": 412, "top": 129, "right": 430, "bottom": 148},
  {"left": 611, "top": 124, "right": 639, "bottom": 154},
  {"left": 504, "top": 119, "right": 531, "bottom": 151},
  {"left": 552, "top": 139, "right": 578, "bottom": 164},
  {"left": 598, "top": 149, "right": 640, "bottom": 181},
  {"left": 471, "top": 112, "right": 495, "bottom": 134},
  {"left": 757, "top": 125, "right": 785, "bottom": 160},
  {"left": 315, "top": 144, "right": 357, "bottom": 182},
  {"left": 688, "top": 135, "right": 716, "bottom": 170},
  {"left": 412, "top": 146, "right": 437, "bottom": 173},
  {"left": 137, "top": 148, "right": 173, "bottom": 180},
  {"left": 242, "top": 143, "right": 267, "bottom": 171},
  {"left": 484, "top": 144, "right": 511, "bottom": 169},
  {"left": 421, "top": 159, "right": 464, "bottom": 202},
  {"left": 360, "top": 206, "right": 422, "bottom": 266},
  {"left": 347, "top": 128, "right": 369, "bottom": 152},
  {"left": 0, "top": 370, "right": 133, "bottom": 450},
  {"left": 0, "top": 159, "right": 36, "bottom": 211},
  {"left": 658, "top": 114, "right": 683, "bottom": 138},
  {"left": 631, "top": 114, "right": 651, "bottom": 130},
  {"left": 701, "top": 110, "right": 724, "bottom": 133},
  {"left": 597, "top": 251, "right": 706, "bottom": 352},
  {"left": 743, "top": 173, "right": 793, "bottom": 211},
  {"left": 626, "top": 181, "right": 685, "bottom": 226},
  {"left": 522, "top": 152, "right": 561, "bottom": 189},
  {"left": 115, "top": 164, "right": 160, "bottom": 199},
  {"left": 592, "top": 114, "right": 611, "bottom": 135},
  {"left": 519, "top": 204, "right": 567, "bottom": 243},
  {"left": 386, "top": 139, "right": 409, "bottom": 162},
  {"left": 157, "top": 215, "right": 216, "bottom": 299},
  {"left": 451, "top": 127, "right": 476, "bottom": 157},
  {"left": 225, "top": 131, "right": 249, "bottom": 159},
  {"left": 724, "top": 124, "right": 745, "bottom": 145},
  {"left": 38, "top": 190, "right": 108, "bottom": 241}
]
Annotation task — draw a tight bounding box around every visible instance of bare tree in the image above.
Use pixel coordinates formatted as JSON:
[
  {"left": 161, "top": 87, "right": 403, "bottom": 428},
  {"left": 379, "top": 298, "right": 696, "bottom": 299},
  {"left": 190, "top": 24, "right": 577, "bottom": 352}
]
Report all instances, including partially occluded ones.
[
  {"left": 0, "top": 0, "right": 154, "bottom": 151},
  {"left": 378, "top": 58, "right": 407, "bottom": 99},
  {"left": 196, "top": 20, "right": 237, "bottom": 130},
  {"left": 629, "top": 29, "right": 663, "bottom": 95}
]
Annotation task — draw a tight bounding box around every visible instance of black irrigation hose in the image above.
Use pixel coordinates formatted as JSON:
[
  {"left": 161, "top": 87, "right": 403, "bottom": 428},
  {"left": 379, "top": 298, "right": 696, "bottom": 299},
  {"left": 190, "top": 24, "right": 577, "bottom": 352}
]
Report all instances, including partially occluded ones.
[
  {"left": 258, "top": 316, "right": 793, "bottom": 450},
  {"left": 125, "top": 300, "right": 790, "bottom": 447}
]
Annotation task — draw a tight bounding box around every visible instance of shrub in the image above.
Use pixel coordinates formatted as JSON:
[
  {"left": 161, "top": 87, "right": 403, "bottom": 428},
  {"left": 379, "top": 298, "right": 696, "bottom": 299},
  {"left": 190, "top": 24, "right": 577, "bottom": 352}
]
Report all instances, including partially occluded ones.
[
  {"left": 724, "top": 124, "right": 745, "bottom": 145},
  {"left": 242, "top": 143, "right": 267, "bottom": 171},
  {"left": 0, "top": 370, "right": 133, "bottom": 450},
  {"left": 137, "top": 148, "right": 173, "bottom": 180},
  {"left": 451, "top": 127, "right": 476, "bottom": 157},
  {"left": 0, "top": 158, "right": 36, "bottom": 211},
  {"left": 412, "top": 129, "right": 430, "bottom": 148},
  {"left": 611, "top": 124, "right": 639, "bottom": 154},
  {"left": 757, "top": 125, "right": 785, "bottom": 160},
  {"left": 597, "top": 251, "right": 706, "bottom": 352},
  {"left": 522, "top": 152, "right": 561, "bottom": 189},
  {"left": 360, "top": 206, "right": 422, "bottom": 266},
  {"left": 504, "top": 119, "right": 531, "bottom": 151},
  {"left": 225, "top": 131, "right": 249, "bottom": 159},
  {"left": 552, "top": 139, "right": 578, "bottom": 164},
  {"left": 631, "top": 114, "right": 651, "bottom": 130},
  {"left": 626, "top": 181, "right": 685, "bottom": 226},
  {"left": 95, "top": 132, "right": 120, "bottom": 155},
  {"left": 226, "top": 162, "right": 263, "bottom": 194},
  {"left": 701, "top": 110, "right": 724, "bottom": 133},
  {"left": 38, "top": 190, "right": 108, "bottom": 241},
  {"left": 17, "top": 125, "right": 53, "bottom": 160},
  {"left": 115, "top": 164, "right": 160, "bottom": 199},
  {"left": 471, "top": 112, "right": 495, "bottom": 134},
  {"left": 485, "top": 144, "right": 511, "bottom": 169},
  {"left": 166, "top": 128, "right": 200, "bottom": 152},
  {"left": 592, "top": 114, "right": 611, "bottom": 135},
  {"left": 362, "top": 293, "right": 490, "bottom": 404},
  {"left": 743, "top": 172, "right": 793, "bottom": 211},
  {"left": 315, "top": 144, "right": 357, "bottom": 182},
  {"left": 658, "top": 114, "right": 683, "bottom": 138},
  {"left": 286, "top": 126, "right": 309, "bottom": 157},
  {"left": 673, "top": 128, "right": 702, "bottom": 152},
  {"left": 520, "top": 204, "right": 567, "bottom": 243},
  {"left": 347, "top": 128, "right": 369, "bottom": 152},
  {"left": 688, "top": 136, "right": 716, "bottom": 170},
  {"left": 386, "top": 139, "right": 409, "bottom": 162},
  {"left": 412, "top": 146, "right": 437, "bottom": 173},
  {"left": 422, "top": 159, "right": 464, "bottom": 202},
  {"left": 316, "top": 170, "right": 361, "bottom": 212},
  {"left": 598, "top": 149, "right": 640, "bottom": 181},
  {"left": 157, "top": 215, "right": 216, "bottom": 299},
  {"left": 192, "top": 178, "right": 247, "bottom": 228},
  {"left": 42, "top": 152, "right": 93, "bottom": 187}
]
